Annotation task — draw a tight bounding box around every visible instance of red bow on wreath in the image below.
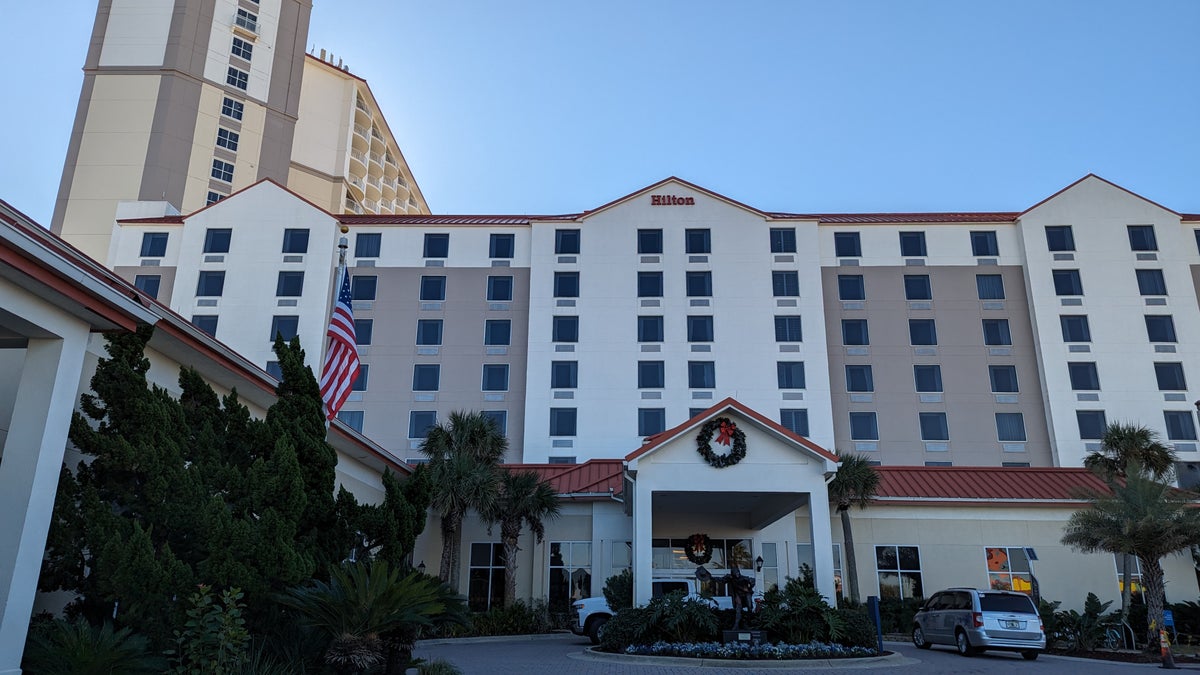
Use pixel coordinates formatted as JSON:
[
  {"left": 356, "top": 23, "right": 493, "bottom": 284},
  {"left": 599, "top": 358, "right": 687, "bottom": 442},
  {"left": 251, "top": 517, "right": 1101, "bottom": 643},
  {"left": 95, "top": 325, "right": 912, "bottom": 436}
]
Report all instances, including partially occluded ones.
[{"left": 716, "top": 420, "right": 737, "bottom": 446}]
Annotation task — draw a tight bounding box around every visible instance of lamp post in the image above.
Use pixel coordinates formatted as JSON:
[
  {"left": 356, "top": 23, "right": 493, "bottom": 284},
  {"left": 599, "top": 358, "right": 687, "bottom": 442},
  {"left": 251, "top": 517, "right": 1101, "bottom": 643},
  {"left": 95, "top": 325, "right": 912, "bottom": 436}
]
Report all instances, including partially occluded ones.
[
  {"left": 755, "top": 556, "right": 764, "bottom": 573},
  {"left": 417, "top": 561, "right": 426, "bottom": 575}
]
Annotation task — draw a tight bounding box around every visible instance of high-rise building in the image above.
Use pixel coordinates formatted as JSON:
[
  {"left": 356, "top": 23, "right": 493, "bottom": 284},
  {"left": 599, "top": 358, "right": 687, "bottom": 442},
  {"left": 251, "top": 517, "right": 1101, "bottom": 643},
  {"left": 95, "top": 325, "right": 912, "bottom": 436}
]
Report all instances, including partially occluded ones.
[{"left": 52, "top": 0, "right": 427, "bottom": 262}]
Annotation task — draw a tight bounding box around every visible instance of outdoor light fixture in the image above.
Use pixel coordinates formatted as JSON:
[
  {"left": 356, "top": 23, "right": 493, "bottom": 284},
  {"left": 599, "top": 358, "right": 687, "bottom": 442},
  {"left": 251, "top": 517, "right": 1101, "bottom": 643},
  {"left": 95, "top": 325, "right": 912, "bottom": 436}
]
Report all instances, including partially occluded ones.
[
  {"left": 755, "top": 555, "right": 764, "bottom": 573},
  {"left": 417, "top": 561, "right": 426, "bottom": 574}
]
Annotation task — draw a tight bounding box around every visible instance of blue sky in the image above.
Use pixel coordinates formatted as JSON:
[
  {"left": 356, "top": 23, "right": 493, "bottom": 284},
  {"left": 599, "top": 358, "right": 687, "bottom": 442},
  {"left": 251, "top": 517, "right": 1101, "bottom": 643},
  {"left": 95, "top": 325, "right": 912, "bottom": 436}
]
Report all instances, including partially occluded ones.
[{"left": 4, "top": 1, "right": 1198, "bottom": 225}]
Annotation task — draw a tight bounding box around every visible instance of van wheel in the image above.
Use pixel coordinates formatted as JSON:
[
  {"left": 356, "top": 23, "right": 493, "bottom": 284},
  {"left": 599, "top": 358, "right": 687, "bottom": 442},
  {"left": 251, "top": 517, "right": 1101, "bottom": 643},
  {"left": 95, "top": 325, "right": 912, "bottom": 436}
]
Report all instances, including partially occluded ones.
[
  {"left": 587, "top": 615, "right": 609, "bottom": 645},
  {"left": 1022, "top": 651, "right": 1039, "bottom": 661},
  {"left": 912, "top": 625, "right": 932, "bottom": 649},
  {"left": 955, "top": 629, "right": 977, "bottom": 656}
]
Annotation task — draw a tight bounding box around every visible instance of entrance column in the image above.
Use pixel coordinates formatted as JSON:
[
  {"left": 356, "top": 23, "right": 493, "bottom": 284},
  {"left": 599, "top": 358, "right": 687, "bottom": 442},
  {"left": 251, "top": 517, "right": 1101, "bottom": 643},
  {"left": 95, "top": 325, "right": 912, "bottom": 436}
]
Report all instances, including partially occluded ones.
[
  {"left": 631, "top": 482, "right": 653, "bottom": 606},
  {"left": 808, "top": 489, "right": 837, "bottom": 604}
]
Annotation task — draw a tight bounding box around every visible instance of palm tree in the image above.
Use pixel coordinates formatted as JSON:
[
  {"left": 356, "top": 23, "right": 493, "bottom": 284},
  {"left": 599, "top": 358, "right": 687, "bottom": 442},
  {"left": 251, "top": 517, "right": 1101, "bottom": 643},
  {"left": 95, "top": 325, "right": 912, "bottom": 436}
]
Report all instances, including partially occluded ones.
[
  {"left": 421, "top": 411, "right": 507, "bottom": 588},
  {"left": 1061, "top": 466, "right": 1200, "bottom": 648},
  {"left": 1083, "top": 423, "right": 1178, "bottom": 619},
  {"left": 484, "top": 470, "right": 561, "bottom": 606},
  {"left": 827, "top": 452, "right": 880, "bottom": 604}
]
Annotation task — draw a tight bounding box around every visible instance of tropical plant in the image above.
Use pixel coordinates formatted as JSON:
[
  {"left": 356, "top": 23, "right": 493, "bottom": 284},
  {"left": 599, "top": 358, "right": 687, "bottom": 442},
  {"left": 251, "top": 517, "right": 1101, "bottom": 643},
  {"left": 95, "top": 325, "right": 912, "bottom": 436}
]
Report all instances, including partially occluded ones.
[
  {"left": 827, "top": 453, "right": 880, "bottom": 604},
  {"left": 603, "top": 569, "right": 634, "bottom": 612},
  {"left": 170, "top": 586, "right": 250, "bottom": 674},
  {"left": 482, "top": 470, "right": 560, "bottom": 606},
  {"left": 421, "top": 411, "right": 507, "bottom": 587},
  {"left": 1053, "top": 593, "right": 1116, "bottom": 653},
  {"left": 468, "top": 599, "right": 554, "bottom": 636},
  {"left": 598, "top": 592, "right": 720, "bottom": 651},
  {"left": 21, "top": 617, "right": 166, "bottom": 675},
  {"left": 277, "top": 560, "right": 469, "bottom": 675},
  {"left": 757, "top": 578, "right": 845, "bottom": 645},
  {"left": 1061, "top": 467, "right": 1200, "bottom": 648}
]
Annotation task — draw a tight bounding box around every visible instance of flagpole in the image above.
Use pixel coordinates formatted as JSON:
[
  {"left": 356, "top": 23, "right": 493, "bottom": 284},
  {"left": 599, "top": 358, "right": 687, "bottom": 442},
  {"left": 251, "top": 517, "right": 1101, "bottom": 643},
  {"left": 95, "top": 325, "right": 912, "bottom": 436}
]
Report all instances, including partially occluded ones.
[{"left": 324, "top": 226, "right": 350, "bottom": 431}]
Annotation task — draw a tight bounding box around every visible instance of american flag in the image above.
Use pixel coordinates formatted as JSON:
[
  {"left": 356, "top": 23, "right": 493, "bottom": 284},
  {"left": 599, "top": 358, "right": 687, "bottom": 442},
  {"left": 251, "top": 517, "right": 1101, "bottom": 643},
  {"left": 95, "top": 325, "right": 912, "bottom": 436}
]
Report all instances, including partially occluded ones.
[{"left": 319, "top": 268, "right": 360, "bottom": 420}]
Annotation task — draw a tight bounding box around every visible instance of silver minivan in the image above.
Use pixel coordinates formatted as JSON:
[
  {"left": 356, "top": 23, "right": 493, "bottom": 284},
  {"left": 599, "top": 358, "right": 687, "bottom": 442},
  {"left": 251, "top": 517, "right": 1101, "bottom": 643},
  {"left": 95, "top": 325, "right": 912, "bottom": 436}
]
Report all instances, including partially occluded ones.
[{"left": 912, "top": 588, "right": 1045, "bottom": 660}]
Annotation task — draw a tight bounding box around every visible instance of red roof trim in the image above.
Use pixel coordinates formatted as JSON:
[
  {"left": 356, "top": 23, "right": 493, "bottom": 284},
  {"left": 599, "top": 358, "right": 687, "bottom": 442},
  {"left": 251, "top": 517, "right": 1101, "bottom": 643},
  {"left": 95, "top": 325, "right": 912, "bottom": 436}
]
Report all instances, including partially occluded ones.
[
  {"left": 875, "top": 465, "right": 1111, "bottom": 501},
  {"left": 1020, "top": 173, "right": 1180, "bottom": 218},
  {"left": 505, "top": 459, "right": 624, "bottom": 497}
]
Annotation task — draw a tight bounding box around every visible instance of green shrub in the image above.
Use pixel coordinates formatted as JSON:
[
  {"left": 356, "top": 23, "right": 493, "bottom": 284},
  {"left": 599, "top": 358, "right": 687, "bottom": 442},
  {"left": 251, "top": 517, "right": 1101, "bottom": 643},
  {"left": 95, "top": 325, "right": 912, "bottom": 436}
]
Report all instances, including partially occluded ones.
[
  {"left": 1055, "top": 592, "right": 1116, "bottom": 653},
  {"left": 833, "top": 608, "right": 877, "bottom": 649},
  {"left": 418, "top": 658, "right": 463, "bottom": 675},
  {"left": 22, "top": 617, "right": 167, "bottom": 675},
  {"left": 1038, "top": 599, "right": 1064, "bottom": 648},
  {"left": 598, "top": 606, "right": 652, "bottom": 652},
  {"left": 170, "top": 586, "right": 251, "bottom": 674},
  {"left": 468, "top": 599, "right": 553, "bottom": 636},
  {"left": 602, "top": 570, "right": 633, "bottom": 612},
  {"left": 877, "top": 597, "right": 925, "bottom": 634},
  {"left": 598, "top": 592, "right": 720, "bottom": 651},
  {"left": 757, "top": 579, "right": 842, "bottom": 645}
]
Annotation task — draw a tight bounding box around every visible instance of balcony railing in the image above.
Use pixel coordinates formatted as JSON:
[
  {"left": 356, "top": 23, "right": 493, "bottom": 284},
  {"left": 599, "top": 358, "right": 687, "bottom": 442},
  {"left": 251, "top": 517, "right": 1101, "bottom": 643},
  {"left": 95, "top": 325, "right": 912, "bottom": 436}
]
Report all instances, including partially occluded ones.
[
  {"left": 350, "top": 149, "right": 367, "bottom": 165},
  {"left": 353, "top": 124, "right": 369, "bottom": 138}
]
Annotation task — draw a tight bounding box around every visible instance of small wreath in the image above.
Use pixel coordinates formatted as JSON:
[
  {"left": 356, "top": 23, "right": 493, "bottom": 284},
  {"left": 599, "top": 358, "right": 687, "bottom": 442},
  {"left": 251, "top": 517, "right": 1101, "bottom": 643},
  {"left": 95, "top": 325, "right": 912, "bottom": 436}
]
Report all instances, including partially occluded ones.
[
  {"left": 696, "top": 417, "right": 747, "bottom": 469},
  {"left": 685, "top": 533, "right": 713, "bottom": 565}
]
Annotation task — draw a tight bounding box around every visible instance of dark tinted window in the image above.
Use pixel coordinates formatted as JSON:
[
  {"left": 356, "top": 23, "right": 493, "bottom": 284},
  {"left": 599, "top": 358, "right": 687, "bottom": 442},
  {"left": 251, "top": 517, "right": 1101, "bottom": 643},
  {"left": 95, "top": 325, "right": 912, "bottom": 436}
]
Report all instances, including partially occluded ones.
[
  {"left": 638, "top": 271, "right": 663, "bottom": 297},
  {"left": 351, "top": 275, "right": 377, "bottom": 300},
  {"left": 637, "top": 315, "right": 663, "bottom": 342},
  {"left": 838, "top": 275, "right": 865, "bottom": 300},
  {"left": 638, "top": 229, "right": 662, "bottom": 254},
  {"left": 685, "top": 229, "right": 711, "bottom": 254},
  {"left": 489, "top": 233, "right": 514, "bottom": 258},
  {"left": 770, "top": 228, "right": 797, "bottom": 253},
  {"left": 1128, "top": 225, "right": 1157, "bottom": 251},
  {"left": 419, "top": 276, "right": 445, "bottom": 301},
  {"left": 1045, "top": 226, "right": 1075, "bottom": 252},
  {"left": 555, "top": 229, "right": 580, "bottom": 254},
  {"left": 904, "top": 275, "right": 931, "bottom": 300},
  {"left": 204, "top": 228, "right": 231, "bottom": 253},
  {"left": 688, "top": 361, "right": 716, "bottom": 389},
  {"left": 552, "top": 316, "right": 578, "bottom": 342},
  {"left": 899, "top": 231, "right": 926, "bottom": 257},
  {"left": 554, "top": 272, "right": 579, "bottom": 297},
  {"left": 976, "top": 274, "right": 1004, "bottom": 299},
  {"left": 422, "top": 233, "right": 448, "bottom": 258},
  {"left": 979, "top": 593, "right": 1037, "bottom": 614},
  {"left": 1053, "top": 270, "right": 1083, "bottom": 296},
  {"left": 834, "top": 232, "right": 861, "bottom": 257},
  {"left": 282, "top": 228, "right": 309, "bottom": 253},
  {"left": 356, "top": 232, "right": 382, "bottom": 257},
  {"left": 1137, "top": 269, "right": 1167, "bottom": 296},
  {"left": 140, "top": 232, "right": 168, "bottom": 257},
  {"left": 971, "top": 231, "right": 998, "bottom": 256}
]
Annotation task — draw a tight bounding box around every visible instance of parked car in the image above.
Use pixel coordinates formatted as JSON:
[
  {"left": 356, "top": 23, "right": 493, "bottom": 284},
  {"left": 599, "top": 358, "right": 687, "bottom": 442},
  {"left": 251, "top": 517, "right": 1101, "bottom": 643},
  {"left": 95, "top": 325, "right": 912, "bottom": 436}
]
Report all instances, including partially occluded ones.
[
  {"left": 570, "top": 578, "right": 734, "bottom": 644},
  {"left": 911, "top": 588, "right": 1046, "bottom": 660}
]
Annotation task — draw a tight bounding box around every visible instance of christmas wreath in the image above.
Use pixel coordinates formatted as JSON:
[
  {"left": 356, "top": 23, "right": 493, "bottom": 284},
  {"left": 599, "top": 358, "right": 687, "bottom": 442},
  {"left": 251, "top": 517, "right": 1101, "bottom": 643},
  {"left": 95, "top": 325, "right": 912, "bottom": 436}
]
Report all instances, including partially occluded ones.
[
  {"left": 696, "top": 417, "right": 747, "bottom": 468},
  {"left": 685, "top": 533, "right": 713, "bottom": 565}
]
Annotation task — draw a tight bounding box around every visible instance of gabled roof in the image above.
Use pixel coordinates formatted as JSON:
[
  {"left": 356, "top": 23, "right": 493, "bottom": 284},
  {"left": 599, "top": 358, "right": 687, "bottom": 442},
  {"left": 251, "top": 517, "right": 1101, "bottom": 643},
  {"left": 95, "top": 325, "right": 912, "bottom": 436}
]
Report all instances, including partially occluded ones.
[
  {"left": 625, "top": 397, "right": 839, "bottom": 464},
  {"left": 509, "top": 460, "right": 623, "bottom": 499},
  {"left": 876, "top": 466, "right": 1110, "bottom": 505},
  {"left": 1020, "top": 173, "right": 1180, "bottom": 218},
  {"left": 578, "top": 176, "right": 775, "bottom": 222}
]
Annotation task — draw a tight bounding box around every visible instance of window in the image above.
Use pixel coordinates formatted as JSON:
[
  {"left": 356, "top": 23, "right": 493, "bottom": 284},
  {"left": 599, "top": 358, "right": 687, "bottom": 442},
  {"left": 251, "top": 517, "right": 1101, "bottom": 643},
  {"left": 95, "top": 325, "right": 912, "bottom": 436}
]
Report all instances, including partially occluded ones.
[
  {"left": 1128, "top": 225, "right": 1158, "bottom": 251},
  {"left": 351, "top": 275, "right": 377, "bottom": 301},
  {"left": 1077, "top": 410, "right": 1107, "bottom": 440},
  {"left": 215, "top": 127, "right": 239, "bottom": 151},
  {"left": 489, "top": 233, "right": 514, "bottom": 258},
  {"left": 226, "top": 66, "right": 248, "bottom": 90},
  {"left": 133, "top": 274, "right": 161, "bottom": 299},
  {"left": 1045, "top": 225, "right": 1075, "bottom": 251},
  {"left": 780, "top": 409, "right": 809, "bottom": 436},
  {"left": 412, "top": 364, "right": 440, "bottom": 391},
  {"left": 1060, "top": 315, "right": 1091, "bottom": 342},
  {"left": 552, "top": 316, "right": 578, "bottom": 342},
  {"left": 1145, "top": 315, "right": 1177, "bottom": 343},
  {"left": 685, "top": 229, "right": 711, "bottom": 254},
  {"left": 204, "top": 228, "right": 231, "bottom": 253},
  {"left": 637, "top": 315, "right": 662, "bottom": 342},
  {"left": 775, "top": 316, "right": 802, "bottom": 342},
  {"left": 919, "top": 412, "right": 949, "bottom": 441},
  {"left": 549, "top": 408, "right": 577, "bottom": 436},
  {"left": 221, "top": 96, "right": 244, "bottom": 120},
  {"left": 191, "top": 315, "right": 218, "bottom": 337},
  {"left": 777, "top": 361, "right": 805, "bottom": 389},
  {"left": 415, "top": 319, "right": 443, "bottom": 345},
  {"left": 265, "top": 361, "right": 282, "bottom": 380},
  {"left": 409, "top": 411, "right": 436, "bottom": 439},
  {"left": 196, "top": 271, "right": 225, "bottom": 296},
  {"left": 356, "top": 233, "right": 382, "bottom": 258},
  {"left": 352, "top": 365, "right": 369, "bottom": 392},
  {"left": 269, "top": 315, "right": 298, "bottom": 341},
  {"left": 909, "top": 319, "right": 937, "bottom": 346},
  {"left": 899, "top": 231, "right": 927, "bottom": 257},
  {"left": 276, "top": 271, "right": 304, "bottom": 297},
  {"left": 976, "top": 274, "right": 1005, "bottom": 300},
  {"left": 914, "top": 365, "right": 943, "bottom": 393},
  {"left": 834, "top": 232, "right": 861, "bottom": 257},
  {"left": 995, "top": 413, "right": 1027, "bottom": 442},
  {"left": 231, "top": 36, "right": 253, "bottom": 60},
  {"left": 638, "top": 229, "right": 663, "bottom": 254},
  {"left": 770, "top": 228, "right": 797, "bottom": 253},
  {"left": 419, "top": 276, "right": 446, "bottom": 301},
  {"left": 235, "top": 8, "right": 257, "bottom": 31},
  {"left": 637, "top": 271, "right": 663, "bottom": 297},
  {"left": 551, "top": 361, "right": 578, "bottom": 389},
  {"left": 876, "top": 546, "right": 923, "bottom": 600},
  {"left": 468, "top": 543, "right": 505, "bottom": 612},
  {"left": 1165, "top": 411, "right": 1197, "bottom": 441},
  {"left": 487, "top": 275, "right": 513, "bottom": 302},
  {"left": 842, "top": 319, "right": 869, "bottom": 346},
  {"left": 1068, "top": 362, "right": 1100, "bottom": 390},
  {"left": 206, "top": 191, "right": 225, "bottom": 205},
  {"left": 1052, "top": 269, "right": 1083, "bottom": 296},
  {"left": 838, "top": 275, "right": 865, "bottom": 300},
  {"left": 548, "top": 542, "right": 591, "bottom": 610},
  {"left": 481, "top": 364, "right": 509, "bottom": 391},
  {"left": 554, "top": 272, "right": 579, "bottom": 298},
  {"left": 337, "top": 410, "right": 364, "bottom": 433},
  {"left": 211, "top": 159, "right": 234, "bottom": 182},
  {"left": 686, "top": 271, "right": 712, "bottom": 297},
  {"left": 985, "top": 547, "right": 1033, "bottom": 593},
  {"left": 903, "top": 275, "right": 932, "bottom": 300},
  {"left": 772, "top": 271, "right": 799, "bottom": 297},
  {"left": 971, "top": 231, "right": 999, "bottom": 256},
  {"left": 638, "top": 408, "right": 666, "bottom": 436},
  {"left": 422, "top": 233, "right": 448, "bottom": 258},
  {"left": 687, "top": 315, "right": 714, "bottom": 342},
  {"left": 354, "top": 319, "right": 372, "bottom": 345},
  {"left": 484, "top": 319, "right": 510, "bottom": 346},
  {"left": 555, "top": 229, "right": 580, "bottom": 254},
  {"left": 1136, "top": 269, "right": 1167, "bottom": 296},
  {"left": 849, "top": 412, "right": 878, "bottom": 440},
  {"left": 282, "top": 228, "right": 309, "bottom": 253},
  {"left": 982, "top": 319, "right": 1012, "bottom": 346},
  {"left": 688, "top": 361, "right": 716, "bottom": 389},
  {"left": 482, "top": 410, "right": 508, "bottom": 436},
  {"left": 845, "top": 364, "right": 874, "bottom": 392},
  {"left": 989, "top": 365, "right": 1019, "bottom": 393},
  {"left": 140, "top": 232, "right": 168, "bottom": 257},
  {"left": 1155, "top": 362, "right": 1187, "bottom": 391}
]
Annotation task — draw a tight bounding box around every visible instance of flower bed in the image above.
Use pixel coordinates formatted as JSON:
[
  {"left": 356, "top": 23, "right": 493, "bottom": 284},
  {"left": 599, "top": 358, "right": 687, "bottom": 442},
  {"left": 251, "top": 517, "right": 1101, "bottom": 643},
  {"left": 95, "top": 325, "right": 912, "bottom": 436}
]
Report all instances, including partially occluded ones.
[{"left": 624, "top": 640, "right": 878, "bottom": 660}]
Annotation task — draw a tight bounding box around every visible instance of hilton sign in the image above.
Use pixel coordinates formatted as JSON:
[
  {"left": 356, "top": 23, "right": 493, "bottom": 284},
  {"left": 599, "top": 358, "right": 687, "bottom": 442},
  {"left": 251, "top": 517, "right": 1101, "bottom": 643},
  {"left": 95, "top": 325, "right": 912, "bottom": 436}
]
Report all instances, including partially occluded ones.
[{"left": 650, "top": 194, "right": 695, "bottom": 206}]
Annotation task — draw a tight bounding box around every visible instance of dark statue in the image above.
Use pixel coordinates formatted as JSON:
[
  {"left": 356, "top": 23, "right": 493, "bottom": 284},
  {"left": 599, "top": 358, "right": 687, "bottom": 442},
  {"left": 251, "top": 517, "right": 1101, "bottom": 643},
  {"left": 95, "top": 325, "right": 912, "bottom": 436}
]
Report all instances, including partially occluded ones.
[{"left": 696, "top": 563, "right": 756, "bottom": 630}]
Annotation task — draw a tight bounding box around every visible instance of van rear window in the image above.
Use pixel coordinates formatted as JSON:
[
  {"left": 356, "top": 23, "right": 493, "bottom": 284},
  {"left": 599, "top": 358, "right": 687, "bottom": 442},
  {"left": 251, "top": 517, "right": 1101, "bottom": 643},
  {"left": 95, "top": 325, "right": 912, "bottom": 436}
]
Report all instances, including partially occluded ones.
[{"left": 980, "top": 593, "right": 1036, "bottom": 613}]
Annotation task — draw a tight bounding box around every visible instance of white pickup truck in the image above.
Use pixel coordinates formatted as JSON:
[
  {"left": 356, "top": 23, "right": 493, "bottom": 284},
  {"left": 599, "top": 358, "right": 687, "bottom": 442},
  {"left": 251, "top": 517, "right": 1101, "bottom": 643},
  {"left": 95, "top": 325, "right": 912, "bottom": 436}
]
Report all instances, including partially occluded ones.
[{"left": 570, "top": 578, "right": 735, "bottom": 644}]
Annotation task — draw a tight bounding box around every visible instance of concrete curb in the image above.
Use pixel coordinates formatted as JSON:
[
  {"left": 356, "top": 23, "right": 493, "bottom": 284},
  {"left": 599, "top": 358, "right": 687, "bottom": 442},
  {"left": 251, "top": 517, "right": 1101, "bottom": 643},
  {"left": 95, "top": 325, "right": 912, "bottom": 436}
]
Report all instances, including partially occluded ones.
[
  {"left": 416, "top": 631, "right": 576, "bottom": 646},
  {"left": 572, "top": 647, "right": 916, "bottom": 669}
]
